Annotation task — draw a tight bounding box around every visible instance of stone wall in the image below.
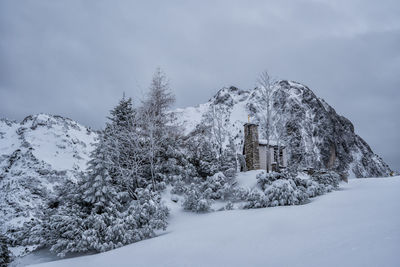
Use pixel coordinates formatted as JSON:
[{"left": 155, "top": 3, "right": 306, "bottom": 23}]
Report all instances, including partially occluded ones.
[{"left": 244, "top": 123, "right": 260, "bottom": 170}]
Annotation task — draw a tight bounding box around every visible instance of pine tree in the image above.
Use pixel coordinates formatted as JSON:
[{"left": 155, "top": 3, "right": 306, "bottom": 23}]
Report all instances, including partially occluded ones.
[
  {"left": 107, "top": 94, "right": 136, "bottom": 128},
  {"left": 21, "top": 94, "right": 170, "bottom": 257},
  {"left": 184, "top": 124, "right": 219, "bottom": 178},
  {"left": 47, "top": 130, "right": 167, "bottom": 256},
  {"left": 82, "top": 132, "right": 119, "bottom": 213},
  {"left": 106, "top": 96, "right": 146, "bottom": 198}
]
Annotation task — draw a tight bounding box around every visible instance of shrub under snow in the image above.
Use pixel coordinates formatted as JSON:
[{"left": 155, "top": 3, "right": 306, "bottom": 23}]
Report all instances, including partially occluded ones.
[
  {"left": 243, "top": 170, "right": 340, "bottom": 209},
  {"left": 182, "top": 183, "right": 212, "bottom": 212},
  {"left": 177, "top": 172, "right": 236, "bottom": 212},
  {"left": 311, "top": 170, "right": 341, "bottom": 190},
  {"left": 26, "top": 188, "right": 169, "bottom": 257},
  {"left": 201, "top": 172, "right": 233, "bottom": 200},
  {"left": 177, "top": 169, "right": 342, "bottom": 212}
]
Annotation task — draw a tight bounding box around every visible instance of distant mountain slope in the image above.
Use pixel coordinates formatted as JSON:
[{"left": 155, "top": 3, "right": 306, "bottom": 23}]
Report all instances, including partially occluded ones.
[
  {"left": 175, "top": 80, "right": 392, "bottom": 178},
  {"left": 0, "top": 114, "right": 97, "bottom": 237}
]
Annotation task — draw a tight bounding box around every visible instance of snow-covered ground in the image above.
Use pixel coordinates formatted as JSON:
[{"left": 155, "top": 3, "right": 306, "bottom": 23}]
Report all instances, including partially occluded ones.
[{"left": 22, "top": 176, "right": 400, "bottom": 267}]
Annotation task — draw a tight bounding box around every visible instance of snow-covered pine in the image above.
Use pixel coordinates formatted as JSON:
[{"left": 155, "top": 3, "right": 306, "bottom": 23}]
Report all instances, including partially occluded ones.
[
  {"left": 105, "top": 96, "right": 147, "bottom": 199},
  {"left": 81, "top": 132, "right": 119, "bottom": 213},
  {"left": 107, "top": 93, "right": 136, "bottom": 129},
  {"left": 184, "top": 124, "right": 219, "bottom": 178},
  {"left": 18, "top": 95, "right": 170, "bottom": 258}
]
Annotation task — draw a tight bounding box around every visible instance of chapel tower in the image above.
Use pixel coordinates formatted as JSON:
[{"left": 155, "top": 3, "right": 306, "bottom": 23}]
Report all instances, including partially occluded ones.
[{"left": 243, "top": 123, "right": 260, "bottom": 170}]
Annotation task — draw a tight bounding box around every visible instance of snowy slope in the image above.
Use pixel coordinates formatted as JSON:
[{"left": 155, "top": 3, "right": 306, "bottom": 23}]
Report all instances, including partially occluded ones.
[
  {"left": 175, "top": 82, "right": 392, "bottom": 178},
  {"left": 28, "top": 176, "right": 400, "bottom": 267},
  {"left": 0, "top": 114, "right": 97, "bottom": 240}
]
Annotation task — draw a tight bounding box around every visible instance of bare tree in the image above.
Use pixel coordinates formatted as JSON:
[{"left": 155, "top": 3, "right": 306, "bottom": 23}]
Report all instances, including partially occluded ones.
[
  {"left": 209, "top": 105, "right": 227, "bottom": 156},
  {"left": 273, "top": 113, "right": 285, "bottom": 170},
  {"left": 141, "top": 108, "right": 158, "bottom": 191},
  {"left": 203, "top": 104, "right": 228, "bottom": 168},
  {"left": 141, "top": 68, "right": 175, "bottom": 191},
  {"left": 257, "top": 70, "right": 273, "bottom": 172}
]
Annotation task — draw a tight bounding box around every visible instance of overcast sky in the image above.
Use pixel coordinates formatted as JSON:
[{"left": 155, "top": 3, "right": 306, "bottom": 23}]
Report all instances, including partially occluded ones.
[{"left": 0, "top": 0, "right": 399, "bottom": 170}]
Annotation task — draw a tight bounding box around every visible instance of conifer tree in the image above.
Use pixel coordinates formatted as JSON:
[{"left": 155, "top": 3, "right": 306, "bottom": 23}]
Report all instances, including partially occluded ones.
[
  {"left": 24, "top": 94, "right": 169, "bottom": 257},
  {"left": 82, "top": 131, "right": 119, "bottom": 213},
  {"left": 186, "top": 124, "right": 219, "bottom": 178},
  {"left": 106, "top": 96, "right": 145, "bottom": 198},
  {"left": 107, "top": 93, "right": 136, "bottom": 128}
]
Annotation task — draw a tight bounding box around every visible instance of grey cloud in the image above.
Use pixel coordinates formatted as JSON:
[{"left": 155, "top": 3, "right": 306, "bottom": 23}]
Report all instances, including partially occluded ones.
[{"left": 0, "top": 0, "right": 399, "bottom": 170}]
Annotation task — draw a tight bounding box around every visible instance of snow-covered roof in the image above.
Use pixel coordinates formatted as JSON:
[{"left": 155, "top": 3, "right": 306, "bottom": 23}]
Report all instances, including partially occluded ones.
[{"left": 258, "top": 139, "right": 285, "bottom": 147}]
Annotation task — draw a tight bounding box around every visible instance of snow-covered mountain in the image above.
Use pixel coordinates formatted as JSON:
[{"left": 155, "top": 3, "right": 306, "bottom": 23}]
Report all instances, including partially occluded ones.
[
  {"left": 0, "top": 114, "right": 97, "bottom": 237},
  {"left": 0, "top": 80, "right": 392, "bottom": 244},
  {"left": 175, "top": 80, "right": 392, "bottom": 178}
]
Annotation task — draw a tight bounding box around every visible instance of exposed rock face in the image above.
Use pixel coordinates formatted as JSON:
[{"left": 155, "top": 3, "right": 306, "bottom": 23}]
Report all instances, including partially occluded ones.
[{"left": 175, "top": 80, "right": 392, "bottom": 178}]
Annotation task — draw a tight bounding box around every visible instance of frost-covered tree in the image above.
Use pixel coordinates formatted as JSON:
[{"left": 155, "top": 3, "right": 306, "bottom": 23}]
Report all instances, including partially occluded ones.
[
  {"left": 157, "top": 127, "right": 196, "bottom": 183},
  {"left": 273, "top": 113, "right": 285, "bottom": 169},
  {"left": 141, "top": 68, "right": 176, "bottom": 190},
  {"left": 185, "top": 124, "right": 219, "bottom": 178},
  {"left": 107, "top": 93, "right": 136, "bottom": 128},
  {"left": 106, "top": 96, "right": 146, "bottom": 199},
  {"left": 220, "top": 137, "right": 237, "bottom": 179},
  {"left": 257, "top": 71, "right": 273, "bottom": 172},
  {"left": 81, "top": 132, "right": 120, "bottom": 212},
  {"left": 23, "top": 94, "right": 170, "bottom": 257},
  {"left": 26, "top": 132, "right": 169, "bottom": 257},
  {"left": 197, "top": 105, "right": 238, "bottom": 178},
  {"left": 203, "top": 105, "right": 228, "bottom": 160}
]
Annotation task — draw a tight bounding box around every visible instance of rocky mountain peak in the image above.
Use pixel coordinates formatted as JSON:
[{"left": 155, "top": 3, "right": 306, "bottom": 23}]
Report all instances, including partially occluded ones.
[{"left": 176, "top": 80, "right": 392, "bottom": 178}]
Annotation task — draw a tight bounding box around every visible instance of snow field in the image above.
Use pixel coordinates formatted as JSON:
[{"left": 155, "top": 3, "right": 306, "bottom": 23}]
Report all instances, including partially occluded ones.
[{"left": 29, "top": 176, "right": 400, "bottom": 267}]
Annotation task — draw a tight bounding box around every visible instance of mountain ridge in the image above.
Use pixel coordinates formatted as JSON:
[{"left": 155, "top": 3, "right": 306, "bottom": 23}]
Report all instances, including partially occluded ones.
[{"left": 175, "top": 79, "right": 392, "bottom": 178}]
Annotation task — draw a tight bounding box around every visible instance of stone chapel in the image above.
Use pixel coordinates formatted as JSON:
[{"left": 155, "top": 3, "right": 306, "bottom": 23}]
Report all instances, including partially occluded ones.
[{"left": 243, "top": 123, "right": 287, "bottom": 172}]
